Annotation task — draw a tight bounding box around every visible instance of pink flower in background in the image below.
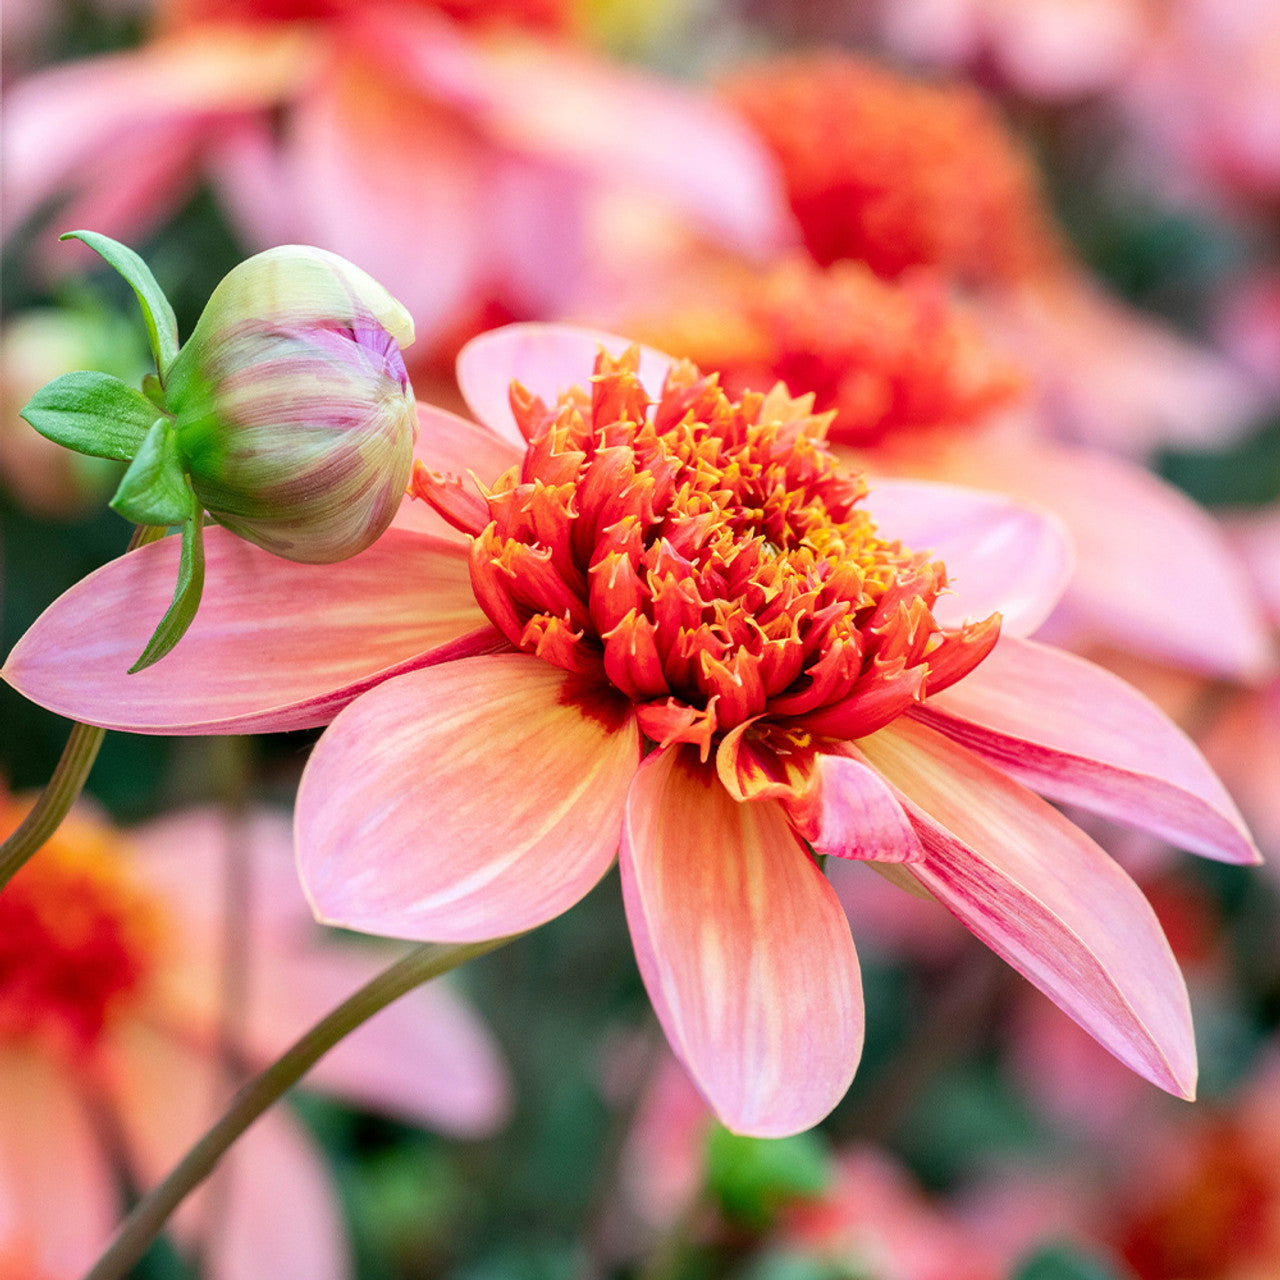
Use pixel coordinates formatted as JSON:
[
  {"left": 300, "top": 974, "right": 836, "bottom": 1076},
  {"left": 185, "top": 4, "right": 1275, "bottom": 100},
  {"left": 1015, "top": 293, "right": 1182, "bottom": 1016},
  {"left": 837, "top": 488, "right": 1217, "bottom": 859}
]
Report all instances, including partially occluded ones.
[
  {"left": 1, "top": 0, "right": 791, "bottom": 350},
  {"left": 0, "top": 794, "right": 509, "bottom": 1279},
  {"left": 2, "top": 324, "right": 1259, "bottom": 1136},
  {"left": 871, "top": 0, "right": 1157, "bottom": 100},
  {"left": 718, "top": 52, "right": 1264, "bottom": 458},
  {"left": 620, "top": 255, "right": 1273, "bottom": 681}
]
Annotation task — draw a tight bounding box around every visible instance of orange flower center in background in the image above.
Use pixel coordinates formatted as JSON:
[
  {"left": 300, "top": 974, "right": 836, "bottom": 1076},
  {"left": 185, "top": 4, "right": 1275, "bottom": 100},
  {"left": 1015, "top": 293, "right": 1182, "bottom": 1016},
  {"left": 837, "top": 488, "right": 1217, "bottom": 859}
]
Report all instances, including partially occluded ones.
[
  {"left": 418, "top": 349, "right": 999, "bottom": 753},
  {"left": 0, "top": 803, "right": 160, "bottom": 1055},
  {"left": 721, "top": 54, "right": 1062, "bottom": 285},
  {"left": 163, "top": 0, "right": 570, "bottom": 34},
  {"left": 629, "top": 259, "right": 1025, "bottom": 450}
]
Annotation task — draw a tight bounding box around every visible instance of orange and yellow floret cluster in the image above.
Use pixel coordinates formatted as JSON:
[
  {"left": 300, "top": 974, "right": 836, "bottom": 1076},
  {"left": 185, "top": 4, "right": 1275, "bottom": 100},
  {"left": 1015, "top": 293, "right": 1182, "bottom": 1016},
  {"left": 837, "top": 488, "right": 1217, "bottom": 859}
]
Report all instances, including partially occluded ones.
[
  {"left": 417, "top": 349, "right": 1001, "bottom": 756},
  {"left": 0, "top": 802, "right": 158, "bottom": 1055}
]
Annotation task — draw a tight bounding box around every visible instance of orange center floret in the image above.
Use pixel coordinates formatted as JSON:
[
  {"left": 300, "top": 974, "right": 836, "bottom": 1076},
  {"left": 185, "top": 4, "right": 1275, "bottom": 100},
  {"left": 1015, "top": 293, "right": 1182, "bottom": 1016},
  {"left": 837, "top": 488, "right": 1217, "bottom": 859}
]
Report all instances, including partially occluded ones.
[
  {"left": 426, "top": 349, "right": 999, "bottom": 754},
  {"left": 722, "top": 54, "right": 1063, "bottom": 285},
  {"left": 0, "top": 805, "right": 159, "bottom": 1055}
]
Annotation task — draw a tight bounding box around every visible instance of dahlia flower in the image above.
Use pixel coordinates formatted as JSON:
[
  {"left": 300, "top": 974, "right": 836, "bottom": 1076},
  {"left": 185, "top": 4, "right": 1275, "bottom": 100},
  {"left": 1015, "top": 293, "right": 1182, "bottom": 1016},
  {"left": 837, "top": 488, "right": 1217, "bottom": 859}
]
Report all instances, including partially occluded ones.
[
  {"left": 2, "top": 0, "right": 789, "bottom": 347},
  {"left": 0, "top": 796, "right": 508, "bottom": 1279},
  {"left": 2, "top": 324, "right": 1258, "bottom": 1136},
  {"left": 719, "top": 53, "right": 1262, "bottom": 456},
  {"left": 621, "top": 255, "right": 1272, "bottom": 680}
]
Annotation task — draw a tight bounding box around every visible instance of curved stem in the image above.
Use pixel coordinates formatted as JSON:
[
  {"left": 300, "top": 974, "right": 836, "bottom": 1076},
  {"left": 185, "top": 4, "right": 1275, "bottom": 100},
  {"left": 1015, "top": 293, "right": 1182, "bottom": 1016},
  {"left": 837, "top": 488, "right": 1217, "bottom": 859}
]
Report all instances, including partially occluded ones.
[
  {"left": 84, "top": 934, "right": 516, "bottom": 1280},
  {"left": 0, "top": 523, "right": 167, "bottom": 890}
]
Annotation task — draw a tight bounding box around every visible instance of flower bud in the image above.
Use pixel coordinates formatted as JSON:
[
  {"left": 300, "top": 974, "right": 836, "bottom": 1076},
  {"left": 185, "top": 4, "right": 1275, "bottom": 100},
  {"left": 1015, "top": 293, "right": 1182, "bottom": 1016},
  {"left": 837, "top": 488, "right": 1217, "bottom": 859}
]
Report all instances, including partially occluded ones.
[{"left": 163, "top": 245, "right": 417, "bottom": 563}]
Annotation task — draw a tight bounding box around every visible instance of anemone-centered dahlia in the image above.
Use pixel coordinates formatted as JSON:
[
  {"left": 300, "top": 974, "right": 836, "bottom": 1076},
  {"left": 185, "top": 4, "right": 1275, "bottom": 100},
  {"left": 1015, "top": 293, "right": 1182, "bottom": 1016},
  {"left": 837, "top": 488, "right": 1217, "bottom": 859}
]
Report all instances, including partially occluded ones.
[{"left": 2, "top": 325, "right": 1259, "bottom": 1137}]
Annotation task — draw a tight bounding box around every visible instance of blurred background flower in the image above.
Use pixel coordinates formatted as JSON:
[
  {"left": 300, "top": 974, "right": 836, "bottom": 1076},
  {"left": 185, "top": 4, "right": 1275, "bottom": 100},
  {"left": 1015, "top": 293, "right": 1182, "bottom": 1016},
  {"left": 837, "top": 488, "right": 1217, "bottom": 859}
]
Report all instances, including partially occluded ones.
[{"left": 3, "top": 0, "right": 1280, "bottom": 1276}]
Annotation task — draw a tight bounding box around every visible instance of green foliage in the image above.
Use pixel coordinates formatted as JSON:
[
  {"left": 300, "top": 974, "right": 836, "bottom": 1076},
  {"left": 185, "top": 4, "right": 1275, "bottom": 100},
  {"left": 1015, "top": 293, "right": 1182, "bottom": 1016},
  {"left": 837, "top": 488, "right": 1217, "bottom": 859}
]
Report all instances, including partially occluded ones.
[
  {"left": 1011, "top": 1242, "right": 1127, "bottom": 1280},
  {"left": 705, "top": 1124, "right": 833, "bottom": 1230},
  {"left": 110, "top": 419, "right": 190, "bottom": 526},
  {"left": 126, "top": 500, "right": 206, "bottom": 673},
  {"left": 60, "top": 229, "right": 181, "bottom": 376},
  {"left": 20, "top": 370, "right": 159, "bottom": 460}
]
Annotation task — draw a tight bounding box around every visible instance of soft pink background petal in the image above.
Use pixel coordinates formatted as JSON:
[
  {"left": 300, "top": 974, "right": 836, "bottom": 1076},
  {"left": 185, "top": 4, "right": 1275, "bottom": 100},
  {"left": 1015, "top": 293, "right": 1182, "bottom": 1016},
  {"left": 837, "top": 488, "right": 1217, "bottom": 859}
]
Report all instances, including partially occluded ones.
[
  {"left": 963, "top": 439, "right": 1273, "bottom": 679},
  {"left": 456, "top": 322, "right": 674, "bottom": 446},
  {"left": 3, "top": 527, "right": 495, "bottom": 734},
  {"left": 918, "top": 635, "right": 1260, "bottom": 864},
  {"left": 130, "top": 808, "right": 511, "bottom": 1137},
  {"left": 109, "top": 1024, "right": 347, "bottom": 1280},
  {"left": 861, "top": 718, "right": 1197, "bottom": 1099},
  {"left": 298, "top": 655, "right": 640, "bottom": 941},
  {"left": 861, "top": 478, "right": 1074, "bottom": 636},
  {"left": 0, "top": 1049, "right": 115, "bottom": 1278},
  {"left": 621, "top": 746, "right": 863, "bottom": 1137}
]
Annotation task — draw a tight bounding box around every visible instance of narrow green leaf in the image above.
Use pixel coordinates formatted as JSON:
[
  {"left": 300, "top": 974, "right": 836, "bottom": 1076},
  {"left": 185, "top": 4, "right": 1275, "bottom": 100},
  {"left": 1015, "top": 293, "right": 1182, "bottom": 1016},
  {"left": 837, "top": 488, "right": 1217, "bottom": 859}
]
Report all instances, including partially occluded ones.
[
  {"left": 141, "top": 373, "right": 168, "bottom": 410},
  {"left": 129, "top": 497, "right": 207, "bottom": 673},
  {"left": 110, "top": 418, "right": 191, "bottom": 526},
  {"left": 61, "top": 230, "right": 181, "bottom": 378},
  {"left": 20, "top": 371, "right": 159, "bottom": 460}
]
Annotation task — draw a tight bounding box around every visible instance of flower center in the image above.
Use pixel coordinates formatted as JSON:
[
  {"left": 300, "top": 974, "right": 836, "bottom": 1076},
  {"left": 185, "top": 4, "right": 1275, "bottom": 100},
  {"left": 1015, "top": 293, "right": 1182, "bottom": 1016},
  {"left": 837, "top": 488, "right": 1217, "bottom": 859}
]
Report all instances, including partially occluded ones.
[
  {"left": 425, "top": 348, "right": 999, "bottom": 753},
  {"left": 0, "top": 802, "right": 161, "bottom": 1055}
]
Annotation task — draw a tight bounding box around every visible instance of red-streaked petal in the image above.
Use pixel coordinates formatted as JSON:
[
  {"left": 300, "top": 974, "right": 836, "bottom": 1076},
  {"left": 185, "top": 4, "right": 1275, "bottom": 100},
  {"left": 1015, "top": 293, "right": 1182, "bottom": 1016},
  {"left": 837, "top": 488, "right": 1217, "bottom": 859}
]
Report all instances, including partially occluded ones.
[
  {"left": 620, "top": 746, "right": 864, "bottom": 1137},
  {"left": 2, "top": 527, "right": 495, "bottom": 734},
  {"left": 861, "top": 478, "right": 1073, "bottom": 636},
  {"left": 787, "top": 748, "right": 926, "bottom": 863},
  {"left": 917, "top": 636, "right": 1259, "bottom": 864},
  {"left": 456, "top": 322, "right": 674, "bottom": 447},
  {"left": 298, "top": 656, "right": 640, "bottom": 941},
  {"left": 860, "top": 718, "right": 1197, "bottom": 1099}
]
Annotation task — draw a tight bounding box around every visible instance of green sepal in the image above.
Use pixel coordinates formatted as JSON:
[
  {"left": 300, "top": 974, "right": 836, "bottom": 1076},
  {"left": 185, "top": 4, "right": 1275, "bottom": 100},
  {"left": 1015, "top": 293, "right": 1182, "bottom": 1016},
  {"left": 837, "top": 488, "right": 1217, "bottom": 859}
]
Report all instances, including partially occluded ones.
[
  {"left": 705, "top": 1124, "right": 832, "bottom": 1231},
  {"left": 129, "top": 496, "right": 207, "bottom": 673},
  {"left": 20, "top": 370, "right": 160, "bottom": 460},
  {"left": 110, "top": 418, "right": 191, "bottom": 526},
  {"left": 61, "top": 230, "right": 180, "bottom": 379},
  {"left": 141, "top": 373, "right": 168, "bottom": 411}
]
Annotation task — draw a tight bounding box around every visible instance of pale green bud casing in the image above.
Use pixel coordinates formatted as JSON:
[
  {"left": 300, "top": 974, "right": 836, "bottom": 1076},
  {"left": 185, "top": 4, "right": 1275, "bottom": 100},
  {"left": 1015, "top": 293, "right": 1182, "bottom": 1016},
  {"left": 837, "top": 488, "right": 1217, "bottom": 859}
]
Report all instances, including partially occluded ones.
[{"left": 164, "top": 245, "right": 418, "bottom": 564}]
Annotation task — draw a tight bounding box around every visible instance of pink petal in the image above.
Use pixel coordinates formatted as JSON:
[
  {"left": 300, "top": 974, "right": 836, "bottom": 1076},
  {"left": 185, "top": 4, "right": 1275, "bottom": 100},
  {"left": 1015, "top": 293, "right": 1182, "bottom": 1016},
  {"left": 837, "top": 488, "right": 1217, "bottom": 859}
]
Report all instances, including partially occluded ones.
[
  {"left": 981, "top": 441, "right": 1273, "bottom": 679},
  {"left": 202, "top": 1112, "right": 348, "bottom": 1280},
  {"left": 620, "top": 746, "right": 864, "bottom": 1136},
  {"left": 0, "top": 1049, "right": 115, "bottom": 1277},
  {"left": 246, "top": 947, "right": 511, "bottom": 1138},
  {"left": 2, "top": 527, "right": 496, "bottom": 734},
  {"left": 916, "top": 635, "right": 1260, "bottom": 864},
  {"left": 465, "top": 40, "right": 796, "bottom": 257},
  {"left": 860, "top": 478, "right": 1073, "bottom": 636},
  {"left": 860, "top": 718, "right": 1197, "bottom": 1099},
  {"left": 456, "top": 322, "right": 674, "bottom": 447},
  {"left": 2, "top": 30, "right": 313, "bottom": 237},
  {"left": 787, "top": 748, "right": 927, "bottom": 863},
  {"left": 298, "top": 655, "right": 640, "bottom": 941},
  {"left": 130, "top": 808, "right": 511, "bottom": 1136},
  {"left": 284, "top": 48, "right": 491, "bottom": 342},
  {"left": 110, "top": 1025, "right": 347, "bottom": 1280}
]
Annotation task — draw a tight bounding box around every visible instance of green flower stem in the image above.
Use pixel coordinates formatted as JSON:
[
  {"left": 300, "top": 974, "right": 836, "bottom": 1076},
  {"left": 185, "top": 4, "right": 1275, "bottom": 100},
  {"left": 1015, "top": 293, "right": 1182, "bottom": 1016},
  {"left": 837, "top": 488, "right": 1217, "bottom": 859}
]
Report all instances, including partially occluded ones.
[
  {"left": 84, "top": 934, "right": 516, "bottom": 1280},
  {"left": 0, "top": 523, "right": 167, "bottom": 890}
]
